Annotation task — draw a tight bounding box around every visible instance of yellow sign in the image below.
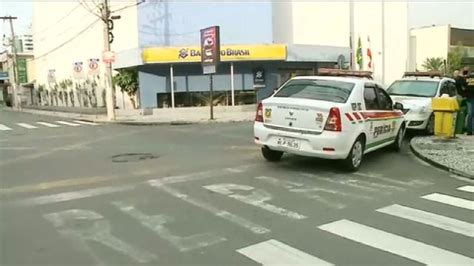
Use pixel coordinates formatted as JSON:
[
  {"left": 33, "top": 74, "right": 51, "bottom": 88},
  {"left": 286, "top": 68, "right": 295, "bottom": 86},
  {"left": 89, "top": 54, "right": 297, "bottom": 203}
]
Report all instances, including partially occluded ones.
[{"left": 143, "top": 44, "right": 287, "bottom": 63}]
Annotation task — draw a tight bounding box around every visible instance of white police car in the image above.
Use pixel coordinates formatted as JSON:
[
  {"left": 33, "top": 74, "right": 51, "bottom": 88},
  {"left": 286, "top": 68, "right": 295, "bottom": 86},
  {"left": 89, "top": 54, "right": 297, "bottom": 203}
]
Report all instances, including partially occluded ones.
[
  {"left": 254, "top": 69, "right": 405, "bottom": 171},
  {"left": 387, "top": 72, "right": 457, "bottom": 134}
]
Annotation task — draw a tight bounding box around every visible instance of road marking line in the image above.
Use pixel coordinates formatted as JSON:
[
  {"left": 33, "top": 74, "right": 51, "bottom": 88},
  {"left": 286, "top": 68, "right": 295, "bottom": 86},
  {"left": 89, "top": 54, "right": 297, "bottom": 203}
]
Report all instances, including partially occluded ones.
[
  {"left": 55, "top": 121, "right": 81, "bottom": 126},
  {"left": 112, "top": 201, "right": 226, "bottom": 252},
  {"left": 204, "top": 183, "right": 307, "bottom": 220},
  {"left": 237, "top": 239, "right": 334, "bottom": 266},
  {"left": 37, "top": 122, "right": 60, "bottom": 128},
  {"left": 0, "top": 175, "right": 117, "bottom": 195},
  {"left": 457, "top": 186, "right": 474, "bottom": 193},
  {"left": 354, "top": 172, "right": 433, "bottom": 187},
  {"left": 377, "top": 204, "right": 474, "bottom": 237},
  {"left": 255, "top": 176, "right": 347, "bottom": 209},
  {"left": 73, "top": 120, "right": 99, "bottom": 125},
  {"left": 300, "top": 173, "right": 389, "bottom": 194},
  {"left": 150, "top": 182, "right": 270, "bottom": 234},
  {"left": 0, "top": 124, "right": 12, "bottom": 131},
  {"left": 421, "top": 193, "right": 474, "bottom": 210},
  {"left": 5, "top": 164, "right": 257, "bottom": 203},
  {"left": 319, "top": 219, "right": 474, "bottom": 265},
  {"left": 12, "top": 185, "right": 135, "bottom": 206},
  {"left": 149, "top": 164, "right": 257, "bottom": 185},
  {"left": 16, "top": 123, "right": 38, "bottom": 129}
]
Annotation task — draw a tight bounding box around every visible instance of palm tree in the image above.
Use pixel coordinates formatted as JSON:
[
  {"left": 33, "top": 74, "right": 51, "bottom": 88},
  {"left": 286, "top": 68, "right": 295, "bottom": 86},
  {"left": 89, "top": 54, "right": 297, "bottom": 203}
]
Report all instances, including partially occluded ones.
[
  {"left": 422, "top": 57, "right": 445, "bottom": 72},
  {"left": 113, "top": 68, "right": 138, "bottom": 109}
]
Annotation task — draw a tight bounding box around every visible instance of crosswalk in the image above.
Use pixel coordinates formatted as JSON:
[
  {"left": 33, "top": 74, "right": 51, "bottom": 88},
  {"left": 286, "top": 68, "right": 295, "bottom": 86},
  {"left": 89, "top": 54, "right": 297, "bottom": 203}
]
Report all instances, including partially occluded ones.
[
  {"left": 6, "top": 167, "right": 473, "bottom": 265},
  {"left": 241, "top": 186, "right": 473, "bottom": 265},
  {"left": 0, "top": 120, "right": 99, "bottom": 131}
]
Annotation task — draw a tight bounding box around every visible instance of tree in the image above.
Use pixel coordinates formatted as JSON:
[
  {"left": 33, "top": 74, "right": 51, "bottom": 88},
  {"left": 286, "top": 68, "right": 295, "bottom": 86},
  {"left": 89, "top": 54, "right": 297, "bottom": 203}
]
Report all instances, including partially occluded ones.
[
  {"left": 113, "top": 68, "right": 138, "bottom": 109},
  {"left": 422, "top": 57, "right": 445, "bottom": 72},
  {"left": 448, "top": 43, "right": 467, "bottom": 75}
]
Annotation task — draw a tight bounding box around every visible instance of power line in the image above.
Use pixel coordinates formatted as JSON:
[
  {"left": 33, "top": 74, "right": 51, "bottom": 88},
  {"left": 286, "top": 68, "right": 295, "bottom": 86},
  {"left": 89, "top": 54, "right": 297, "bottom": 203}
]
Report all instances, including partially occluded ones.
[
  {"left": 32, "top": 3, "right": 82, "bottom": 38},
  {"left": 30, "top": 18, "right": 100, "bottom": 62},
  {"left": 111, "top": 0, "right": 146, "bottom": 13},
  {"left": 78, "top": 0, "right": 103, "bottom": 21}
]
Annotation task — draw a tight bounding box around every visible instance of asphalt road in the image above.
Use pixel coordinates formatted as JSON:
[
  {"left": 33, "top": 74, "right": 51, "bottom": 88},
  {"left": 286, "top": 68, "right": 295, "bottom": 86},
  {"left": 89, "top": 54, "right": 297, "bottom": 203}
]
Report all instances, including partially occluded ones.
[{"left": 1, "top": 109, "right": 473, "bottom": 266}]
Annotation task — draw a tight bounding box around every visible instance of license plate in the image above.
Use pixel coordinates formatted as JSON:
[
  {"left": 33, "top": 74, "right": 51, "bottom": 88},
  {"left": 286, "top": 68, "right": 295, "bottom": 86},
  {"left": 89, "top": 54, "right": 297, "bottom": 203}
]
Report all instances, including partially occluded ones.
[{"left": 277, "top": 137, "right": 301, "bottom": 149}]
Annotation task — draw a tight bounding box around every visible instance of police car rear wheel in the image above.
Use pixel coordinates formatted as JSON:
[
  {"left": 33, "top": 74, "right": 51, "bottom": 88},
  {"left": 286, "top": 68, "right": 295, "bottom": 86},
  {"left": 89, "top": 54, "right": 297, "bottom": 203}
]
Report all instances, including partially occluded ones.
[
  {"left": 343, "top": 137, "right": 364, "bottom": 171},
  {"left": 261, "top": 146, "right": 283, "bottom": 162}
]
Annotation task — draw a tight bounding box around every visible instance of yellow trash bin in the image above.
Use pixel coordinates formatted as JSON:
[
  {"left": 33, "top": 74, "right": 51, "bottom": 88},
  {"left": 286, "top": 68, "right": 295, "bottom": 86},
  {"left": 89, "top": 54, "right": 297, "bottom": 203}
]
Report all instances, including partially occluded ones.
[{"left": 432, "top": 97, "right": 459, "bottom": 138}]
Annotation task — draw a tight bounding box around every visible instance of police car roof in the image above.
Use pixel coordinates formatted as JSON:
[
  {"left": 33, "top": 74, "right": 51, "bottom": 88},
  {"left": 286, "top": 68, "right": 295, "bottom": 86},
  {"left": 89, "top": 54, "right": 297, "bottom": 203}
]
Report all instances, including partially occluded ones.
[{"left": 291, "top": 75, "right": 371, "bottom": 84}]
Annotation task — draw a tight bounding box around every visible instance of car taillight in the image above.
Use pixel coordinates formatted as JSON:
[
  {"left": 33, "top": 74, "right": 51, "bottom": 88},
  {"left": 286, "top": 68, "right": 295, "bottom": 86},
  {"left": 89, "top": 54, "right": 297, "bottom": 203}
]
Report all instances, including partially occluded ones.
[
  {"left": 255, "top": 103, "right": 264, "bottom": 122},
  {"left": 324, "top": 107, "right": 342, "bottom": 132}
]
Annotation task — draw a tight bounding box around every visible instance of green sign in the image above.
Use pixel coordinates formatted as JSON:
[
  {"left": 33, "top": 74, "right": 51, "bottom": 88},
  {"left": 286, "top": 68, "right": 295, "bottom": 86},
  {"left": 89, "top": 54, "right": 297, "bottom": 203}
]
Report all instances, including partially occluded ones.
[{"left": 18, "top": 58, "right": 28, "bottom": 84}]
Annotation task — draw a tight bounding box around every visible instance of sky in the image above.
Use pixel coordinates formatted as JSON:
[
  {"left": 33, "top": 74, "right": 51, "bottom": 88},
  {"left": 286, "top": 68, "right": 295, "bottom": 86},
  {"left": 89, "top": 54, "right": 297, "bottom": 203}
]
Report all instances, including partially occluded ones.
[{"left": 1, "top": 0, "right": 473, "bottom": 41}]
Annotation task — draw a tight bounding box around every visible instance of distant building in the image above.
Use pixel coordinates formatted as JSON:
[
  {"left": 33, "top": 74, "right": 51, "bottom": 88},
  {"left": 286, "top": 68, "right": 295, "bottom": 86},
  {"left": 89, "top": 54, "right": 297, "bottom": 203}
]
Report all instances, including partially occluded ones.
[
  {"left": 17, "top": 34, "right": 34, "bottom": 54},
  {"left": 408, "top": 25, "right": 474, "bottom": 72}
]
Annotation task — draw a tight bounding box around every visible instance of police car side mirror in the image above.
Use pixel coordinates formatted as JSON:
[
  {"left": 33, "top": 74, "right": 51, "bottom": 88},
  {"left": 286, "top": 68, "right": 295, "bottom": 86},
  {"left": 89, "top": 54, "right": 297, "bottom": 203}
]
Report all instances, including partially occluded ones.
[{"left": 393, "top": 102, "right": 404, "bottom": 110}]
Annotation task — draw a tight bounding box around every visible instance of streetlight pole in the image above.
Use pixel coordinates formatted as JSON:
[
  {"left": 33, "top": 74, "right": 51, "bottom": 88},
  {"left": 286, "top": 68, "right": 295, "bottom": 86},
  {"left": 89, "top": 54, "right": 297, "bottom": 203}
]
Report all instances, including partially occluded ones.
[
  {"left": 1, "top": 16, "right": 19, "bottom": 108},
  {"left": 101, "top": 0, "right": 115, "bottom": 120}
]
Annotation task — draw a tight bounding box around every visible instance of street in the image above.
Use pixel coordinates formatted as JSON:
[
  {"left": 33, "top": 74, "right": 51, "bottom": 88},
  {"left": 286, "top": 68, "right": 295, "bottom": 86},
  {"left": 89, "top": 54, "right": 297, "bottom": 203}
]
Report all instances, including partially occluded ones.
[{"left": 1, "top": 110, "right": 473, "bottom": 266}]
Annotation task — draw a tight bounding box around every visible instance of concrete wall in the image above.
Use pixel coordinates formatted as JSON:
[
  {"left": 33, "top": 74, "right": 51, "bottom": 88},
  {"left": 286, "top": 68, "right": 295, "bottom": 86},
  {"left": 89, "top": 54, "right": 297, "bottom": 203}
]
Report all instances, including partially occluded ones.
[
  {"left": 409, "top": 25, "right": 450, "bottom": 71},
  {"left": 33, "top": 0, "right": 139, "bottom": 108}
]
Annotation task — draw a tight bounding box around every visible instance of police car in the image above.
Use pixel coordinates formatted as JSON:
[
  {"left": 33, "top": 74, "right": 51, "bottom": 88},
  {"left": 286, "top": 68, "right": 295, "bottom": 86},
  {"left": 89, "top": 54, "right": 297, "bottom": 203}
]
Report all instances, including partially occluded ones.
[
  {"left": 254, "top": 69, "right": 405, "bottom": 171},
  {"left": 387, "top": 72, "right": 457, "bottom": 134}
]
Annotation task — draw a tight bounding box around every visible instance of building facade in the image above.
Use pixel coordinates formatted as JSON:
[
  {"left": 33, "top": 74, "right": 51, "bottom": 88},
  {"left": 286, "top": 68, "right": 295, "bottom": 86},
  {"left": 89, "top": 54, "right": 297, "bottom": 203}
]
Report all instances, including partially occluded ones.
[
  {"left": 408, "top": 25, "right": 474, "bottom": 72},
  {"left": 34, "top": 0, "right": 409, "bottom": 109}
]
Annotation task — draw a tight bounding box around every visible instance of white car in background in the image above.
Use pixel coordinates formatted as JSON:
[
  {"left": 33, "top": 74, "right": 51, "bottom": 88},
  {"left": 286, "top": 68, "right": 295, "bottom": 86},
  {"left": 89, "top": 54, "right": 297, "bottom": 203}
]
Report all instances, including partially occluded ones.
[
  {"left": 254, "top": 69, "right": 406, "bottom": 171},
  {"left": 386, "top": 73, "right": 457, "bottom": 134}
]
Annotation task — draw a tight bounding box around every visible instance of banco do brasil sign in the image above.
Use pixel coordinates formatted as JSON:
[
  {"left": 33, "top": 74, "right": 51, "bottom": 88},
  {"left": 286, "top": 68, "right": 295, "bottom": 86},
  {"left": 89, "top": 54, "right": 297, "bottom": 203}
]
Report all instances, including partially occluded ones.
[{"left": 143, "top": 44, "right": 286, "bottom": 64}]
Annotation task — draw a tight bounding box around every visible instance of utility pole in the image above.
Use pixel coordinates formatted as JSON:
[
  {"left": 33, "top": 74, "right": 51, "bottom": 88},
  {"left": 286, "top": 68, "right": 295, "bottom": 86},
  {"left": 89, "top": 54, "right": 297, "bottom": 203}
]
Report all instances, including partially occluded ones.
[
  {"left": 349, "top": 0, "right": 355, "bottom": 70},
  {"left": 100, "top": 0, "right": 115, "bottom": 120},
  {"left": 1, "top": 16, "right": 19, "bottom": 108}
]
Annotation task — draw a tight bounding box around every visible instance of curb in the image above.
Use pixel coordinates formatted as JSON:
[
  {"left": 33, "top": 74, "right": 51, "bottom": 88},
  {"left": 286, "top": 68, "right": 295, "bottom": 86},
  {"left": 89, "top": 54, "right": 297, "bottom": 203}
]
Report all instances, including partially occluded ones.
[
  {"left": 105, "top": 119, "right": 253, "bottom": 126},
  {"left": 409, "top": 139, "right": 474, "bottom": 179}
]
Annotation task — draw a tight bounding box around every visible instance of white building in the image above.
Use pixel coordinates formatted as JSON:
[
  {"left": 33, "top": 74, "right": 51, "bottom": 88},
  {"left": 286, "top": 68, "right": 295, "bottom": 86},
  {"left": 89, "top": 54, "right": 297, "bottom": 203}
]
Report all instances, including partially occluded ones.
[
  {"left": 33, "top": 0, "right": 139, "bottom": 108},
  {"left": 408, "top": 25, "right": 474, "bottom": 72},
  {"left": 17, "top": 34, "right": 34, "bottom": 54}
]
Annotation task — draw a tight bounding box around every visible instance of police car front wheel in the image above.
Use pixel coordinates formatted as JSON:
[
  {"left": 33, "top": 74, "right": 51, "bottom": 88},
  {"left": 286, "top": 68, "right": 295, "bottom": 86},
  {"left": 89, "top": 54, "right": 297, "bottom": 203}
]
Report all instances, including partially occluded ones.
[{"left": 261, "top": 146, "right": 284, "bottom": 162}]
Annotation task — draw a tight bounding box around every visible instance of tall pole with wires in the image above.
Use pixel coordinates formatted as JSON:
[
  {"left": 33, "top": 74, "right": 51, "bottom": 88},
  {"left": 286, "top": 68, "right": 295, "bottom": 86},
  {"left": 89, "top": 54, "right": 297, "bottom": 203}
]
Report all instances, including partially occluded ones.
[
  {"left": 100, "top": 0, "right": 115, "bottom": 120},
  {"left": 1, "top": 16, "right": 19, "bottom": 108}
]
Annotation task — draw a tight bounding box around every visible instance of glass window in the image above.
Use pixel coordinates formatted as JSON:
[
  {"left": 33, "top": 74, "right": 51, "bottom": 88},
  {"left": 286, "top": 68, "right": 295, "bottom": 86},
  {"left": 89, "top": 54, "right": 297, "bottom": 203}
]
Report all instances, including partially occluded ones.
[
  {"left": 387, "top": 80, "right": 439, "bottom": 97},
  {"left": 274, "top": 79, "right": 355, "bottom": 103},
  {"left": 376, "top": 87, "right": 393, "bottom": 110},
  {"left": 364, "top": 87, "right": 378, "bottom": 110}
]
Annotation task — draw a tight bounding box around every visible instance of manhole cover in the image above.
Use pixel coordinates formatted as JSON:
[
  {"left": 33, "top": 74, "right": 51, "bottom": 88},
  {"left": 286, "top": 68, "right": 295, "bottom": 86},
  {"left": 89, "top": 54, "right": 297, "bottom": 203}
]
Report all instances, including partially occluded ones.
[{"left": 112, "top": 153, "right": 159, "bottom": 163}]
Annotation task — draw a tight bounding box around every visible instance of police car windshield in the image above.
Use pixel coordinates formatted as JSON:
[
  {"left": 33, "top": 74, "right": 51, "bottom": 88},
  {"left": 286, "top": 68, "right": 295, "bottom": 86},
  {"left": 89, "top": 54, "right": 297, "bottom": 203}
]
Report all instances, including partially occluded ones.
[
  {"left": 274, "top": 79, "right": 355, "bottom": 103},
  {"left": 387, "top": 80, "right": 438, "bottom": 97}
]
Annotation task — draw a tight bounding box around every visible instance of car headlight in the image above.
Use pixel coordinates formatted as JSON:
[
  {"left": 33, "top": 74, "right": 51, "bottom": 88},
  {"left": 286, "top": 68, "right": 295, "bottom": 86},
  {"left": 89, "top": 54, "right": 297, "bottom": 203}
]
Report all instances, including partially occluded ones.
[{"left": 419, "top": 106, "right": 431, "bottom": 114}]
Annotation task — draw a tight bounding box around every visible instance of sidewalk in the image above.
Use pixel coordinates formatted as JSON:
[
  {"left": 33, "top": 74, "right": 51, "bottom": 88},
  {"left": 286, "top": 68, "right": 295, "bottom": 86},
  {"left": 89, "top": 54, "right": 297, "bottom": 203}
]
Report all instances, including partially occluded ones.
[
  {"left": 2, "top": 105, "right": 256, "bottom": 125},
  {"left": 410, "top": 135, "right": 474, "bottom": 179}
]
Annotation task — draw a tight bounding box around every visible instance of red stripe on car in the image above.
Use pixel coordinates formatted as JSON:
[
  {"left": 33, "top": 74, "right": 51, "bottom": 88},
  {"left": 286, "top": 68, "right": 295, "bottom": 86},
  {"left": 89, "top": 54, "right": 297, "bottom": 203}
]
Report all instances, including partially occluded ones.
[
  {"left": 352, "top": 112, "right": 362, "bottom": 120},
  {"left": 345, "top": 113, "right": 354, "bottom": 121}
]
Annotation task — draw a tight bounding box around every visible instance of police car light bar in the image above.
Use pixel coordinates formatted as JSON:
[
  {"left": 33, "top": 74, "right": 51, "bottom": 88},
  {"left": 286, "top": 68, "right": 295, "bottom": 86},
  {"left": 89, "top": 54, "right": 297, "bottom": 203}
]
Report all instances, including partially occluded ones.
[
  {"left": 403, "top": 71, "right": 443, "bottom": 78},
  {"left": 318, "top": 68, "right": 373, "bottom": 79}
]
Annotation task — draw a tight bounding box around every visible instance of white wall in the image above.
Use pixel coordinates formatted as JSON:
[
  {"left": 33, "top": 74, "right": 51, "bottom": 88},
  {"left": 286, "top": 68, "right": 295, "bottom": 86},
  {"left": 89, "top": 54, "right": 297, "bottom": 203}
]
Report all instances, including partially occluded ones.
[
  {"left": 33, "top": 0, "right": 139, "bottom": 108},
  {"left": 272, "top": 1, "right": 294, "bottom": 44},
  {"left": 409, "top": 25, "right": 450, "bottom": 71},
  {"left": 272, "top": 0, "right": 409, "bottom": 86},
  {"left": 291, "top": 1, "right": 350, "bottom": 47}
]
